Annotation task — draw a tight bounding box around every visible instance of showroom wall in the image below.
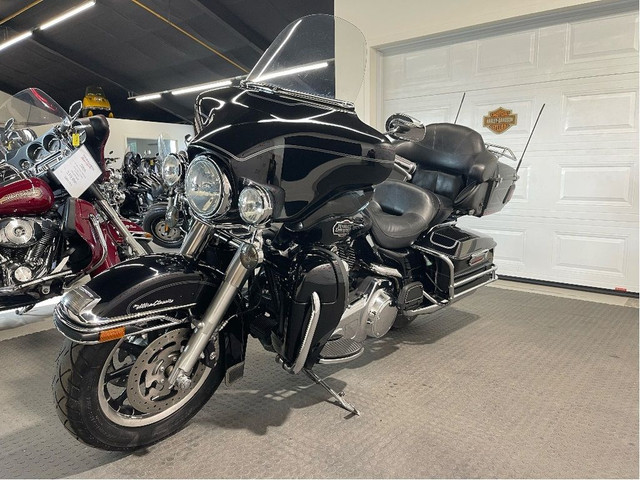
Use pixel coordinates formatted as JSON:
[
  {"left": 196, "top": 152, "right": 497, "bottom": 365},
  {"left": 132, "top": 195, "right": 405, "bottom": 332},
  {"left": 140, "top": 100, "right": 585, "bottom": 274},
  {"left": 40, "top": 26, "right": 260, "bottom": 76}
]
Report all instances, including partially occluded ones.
[{"left": 105, "top": 118, "right": 194, "bottom": 168}]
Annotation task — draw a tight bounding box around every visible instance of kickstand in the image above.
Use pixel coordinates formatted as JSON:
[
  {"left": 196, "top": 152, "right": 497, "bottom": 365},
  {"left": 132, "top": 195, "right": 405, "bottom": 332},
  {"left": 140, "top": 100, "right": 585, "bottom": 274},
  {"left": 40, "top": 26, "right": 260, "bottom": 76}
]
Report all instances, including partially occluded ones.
[
  {"left": 15, "top": 304, "right": 34, "bottom": 315},
  {"left": 303, "top": 368, "right": 361, "bottom": 416}
]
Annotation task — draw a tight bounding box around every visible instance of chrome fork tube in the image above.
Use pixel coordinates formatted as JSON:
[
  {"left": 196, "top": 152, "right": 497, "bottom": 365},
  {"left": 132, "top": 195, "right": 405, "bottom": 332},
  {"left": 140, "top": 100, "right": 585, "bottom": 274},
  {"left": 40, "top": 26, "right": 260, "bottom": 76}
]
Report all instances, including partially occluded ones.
[
  {"left": 87, "top": 183, "right": 148, "bottom": 257},
  {"left": 169, "top": 243, "right": 252, "bottom": 388},
  {"left": 179, "top": 219, "right": 213, "bottom": 259},
  {"left": 96, "top": 197, "right": 148, "bottom": 256}
]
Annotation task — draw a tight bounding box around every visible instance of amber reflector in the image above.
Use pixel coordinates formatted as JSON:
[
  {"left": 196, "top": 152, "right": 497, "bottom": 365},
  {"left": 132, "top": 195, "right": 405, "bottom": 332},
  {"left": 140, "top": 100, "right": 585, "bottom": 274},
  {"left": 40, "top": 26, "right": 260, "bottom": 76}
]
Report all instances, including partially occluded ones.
[{"left": 99, "top": 327, "right": 125, "bottom": 342}]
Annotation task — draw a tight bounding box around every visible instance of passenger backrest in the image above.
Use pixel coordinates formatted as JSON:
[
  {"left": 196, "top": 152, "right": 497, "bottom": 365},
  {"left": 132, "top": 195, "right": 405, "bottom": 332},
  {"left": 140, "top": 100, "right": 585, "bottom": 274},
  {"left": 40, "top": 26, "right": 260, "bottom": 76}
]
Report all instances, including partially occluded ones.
[{"left": 394, "top": 123, "right": 499, "bottom": 215}]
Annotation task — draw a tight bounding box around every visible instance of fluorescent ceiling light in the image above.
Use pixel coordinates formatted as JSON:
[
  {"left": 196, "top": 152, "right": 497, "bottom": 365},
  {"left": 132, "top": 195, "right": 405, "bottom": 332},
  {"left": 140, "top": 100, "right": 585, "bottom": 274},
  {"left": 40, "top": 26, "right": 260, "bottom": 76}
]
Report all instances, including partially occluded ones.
[
  {"left": 0, "top": 31, "right": 32, "bottom": 52},
  {"left": 135, "top": 93, "right": 162, "bottom": 102},
  {"left": 171, "top": 80, "right": 232, "bottom": 95},
  {"left": 39, "top": 1, "right": 95, "bottom": 31},
  {"left": 130, "top": 76, "right": 238, "bottom": 101},
  {"left": 255, "top": 62, "right": 328, "bottom": 82}
]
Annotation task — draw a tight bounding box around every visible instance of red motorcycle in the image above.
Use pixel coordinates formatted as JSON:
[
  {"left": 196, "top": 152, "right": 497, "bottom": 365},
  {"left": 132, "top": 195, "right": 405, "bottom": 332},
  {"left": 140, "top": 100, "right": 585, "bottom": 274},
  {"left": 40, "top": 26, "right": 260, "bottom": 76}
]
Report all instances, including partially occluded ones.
[{"left": 0, "top": 88, "right": 152, "bottom": 312}]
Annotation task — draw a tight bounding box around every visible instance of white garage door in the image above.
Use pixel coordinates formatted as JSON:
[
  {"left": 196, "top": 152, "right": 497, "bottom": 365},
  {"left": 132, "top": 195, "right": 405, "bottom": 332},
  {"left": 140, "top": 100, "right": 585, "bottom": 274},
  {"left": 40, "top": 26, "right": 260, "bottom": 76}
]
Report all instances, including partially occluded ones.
[{"left": 380, "top": 9, "right": 639, "bottom": 292}]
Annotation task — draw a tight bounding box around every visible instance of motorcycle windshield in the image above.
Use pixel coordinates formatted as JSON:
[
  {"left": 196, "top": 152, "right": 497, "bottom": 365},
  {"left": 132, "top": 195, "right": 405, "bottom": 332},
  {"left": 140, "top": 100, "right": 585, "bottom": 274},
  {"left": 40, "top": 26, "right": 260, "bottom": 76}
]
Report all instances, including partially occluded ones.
[
  {"left": 246, "top": 14, "right": 366, "bottom": 106},
  {"left": 0, "top": 88, "right": 67, "bottom": 129}
]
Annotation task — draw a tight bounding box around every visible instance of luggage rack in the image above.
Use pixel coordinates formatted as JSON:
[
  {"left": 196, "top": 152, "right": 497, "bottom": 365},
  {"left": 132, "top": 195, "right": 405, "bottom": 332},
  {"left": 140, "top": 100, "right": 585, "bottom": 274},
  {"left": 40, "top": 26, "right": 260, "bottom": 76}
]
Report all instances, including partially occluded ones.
[{"left": 485, "top": 143, "right": 518, "bottom": 162}]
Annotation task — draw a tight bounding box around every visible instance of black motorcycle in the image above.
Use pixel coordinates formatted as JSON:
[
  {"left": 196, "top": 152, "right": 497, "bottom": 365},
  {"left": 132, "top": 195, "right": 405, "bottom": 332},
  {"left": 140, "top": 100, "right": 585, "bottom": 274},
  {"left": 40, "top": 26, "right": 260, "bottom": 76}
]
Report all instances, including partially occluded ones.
[
  {"left": 142, "top": 150, "right": 190, "bottom": 248},
  {"left": 52, "top": 14, "right": 520, "bottom": 451},
  {"left": 118, "top": 151, "right": 164, "bottom": 223}
]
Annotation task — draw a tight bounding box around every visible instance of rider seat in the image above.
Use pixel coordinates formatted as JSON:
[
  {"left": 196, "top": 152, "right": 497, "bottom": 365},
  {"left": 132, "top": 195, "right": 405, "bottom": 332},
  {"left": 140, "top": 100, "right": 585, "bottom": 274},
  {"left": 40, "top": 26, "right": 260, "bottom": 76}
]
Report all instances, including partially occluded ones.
[{"left": 366, "top": 180, "right": 449, "bottom": 249}]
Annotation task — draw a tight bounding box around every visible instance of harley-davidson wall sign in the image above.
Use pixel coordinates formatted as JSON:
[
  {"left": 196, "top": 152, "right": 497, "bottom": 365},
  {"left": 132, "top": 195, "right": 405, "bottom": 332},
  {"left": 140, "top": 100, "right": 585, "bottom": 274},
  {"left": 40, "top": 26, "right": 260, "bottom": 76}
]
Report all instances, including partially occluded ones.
[{"left": 483, "top": 107, "right": 518, "bottom": 134}]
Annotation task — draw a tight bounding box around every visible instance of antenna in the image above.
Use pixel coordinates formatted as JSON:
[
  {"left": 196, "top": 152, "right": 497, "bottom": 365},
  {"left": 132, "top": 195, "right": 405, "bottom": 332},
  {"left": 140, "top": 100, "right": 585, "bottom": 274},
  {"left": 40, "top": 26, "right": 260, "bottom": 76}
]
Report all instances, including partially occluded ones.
[
  {"left": 516, "top": 104, "right": 545, "bottom": 173},
  {"left": 453, "top": 92, "right": 466, "bottom": 124}
]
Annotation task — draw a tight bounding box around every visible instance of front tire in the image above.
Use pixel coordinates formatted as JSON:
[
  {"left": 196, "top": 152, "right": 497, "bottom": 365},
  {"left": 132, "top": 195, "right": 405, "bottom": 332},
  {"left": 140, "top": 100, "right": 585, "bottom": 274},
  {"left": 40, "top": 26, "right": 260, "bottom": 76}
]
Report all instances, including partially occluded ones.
[
  {"left": 143, "top": 208, "right": 184, "bottom": 249},
  {"left": 53, "top": 329, "right": 224, "bottom": 451}
]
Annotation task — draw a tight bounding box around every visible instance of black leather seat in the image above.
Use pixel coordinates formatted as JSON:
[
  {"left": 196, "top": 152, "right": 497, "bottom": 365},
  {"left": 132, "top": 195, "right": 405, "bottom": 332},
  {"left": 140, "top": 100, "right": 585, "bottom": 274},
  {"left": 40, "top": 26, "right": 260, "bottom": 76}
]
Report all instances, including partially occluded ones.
[
  {"left": 394, "top": 123, "right": 498, "bottom": 215},
  {"left": 366, "top": 180, "right": 444, "bottom": 249}
]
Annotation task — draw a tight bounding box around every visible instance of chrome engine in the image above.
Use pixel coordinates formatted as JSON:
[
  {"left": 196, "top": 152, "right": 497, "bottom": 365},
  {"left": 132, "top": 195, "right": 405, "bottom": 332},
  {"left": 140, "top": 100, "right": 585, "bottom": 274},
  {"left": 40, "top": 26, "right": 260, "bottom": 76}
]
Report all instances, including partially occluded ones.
[
  {"left": 99, "top": 170, "right": 126, "bottom": 209},
  {"left": 0, "top": 217, "right": 57, "bottom": 287},
  {"left": 332, "top": 277, "right": 398, "bottom": 343},
  {"left": 0, "top": 218, "right": 40, "bottom": 247}
]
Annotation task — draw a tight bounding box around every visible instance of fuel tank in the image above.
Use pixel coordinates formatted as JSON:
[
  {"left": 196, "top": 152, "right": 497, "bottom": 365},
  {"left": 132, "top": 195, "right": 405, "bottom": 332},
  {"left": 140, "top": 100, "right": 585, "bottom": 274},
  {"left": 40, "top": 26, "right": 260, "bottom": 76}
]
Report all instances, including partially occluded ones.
[
  {"left": 190, "top": 86, "right": 395, "bottom": 225},
  {"left": 0, "top": 177, "right": 55, "bottom": 215}
]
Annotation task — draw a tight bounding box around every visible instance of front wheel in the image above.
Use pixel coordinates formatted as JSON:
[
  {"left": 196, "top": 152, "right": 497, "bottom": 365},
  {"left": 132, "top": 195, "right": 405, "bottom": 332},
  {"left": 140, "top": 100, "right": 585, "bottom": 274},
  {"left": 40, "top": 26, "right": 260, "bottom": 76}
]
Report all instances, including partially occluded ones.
[
  {"left": 53, "top": 328, "right": 224, "bottom": 450},
  {"left": 143, "top": 208, "right": 184, "bottom": 249}
]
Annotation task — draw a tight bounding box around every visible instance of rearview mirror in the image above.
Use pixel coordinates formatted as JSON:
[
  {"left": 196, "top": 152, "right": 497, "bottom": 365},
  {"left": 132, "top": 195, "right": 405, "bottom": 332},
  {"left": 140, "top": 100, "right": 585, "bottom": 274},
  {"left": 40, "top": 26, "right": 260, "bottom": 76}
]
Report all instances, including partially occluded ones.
[
  {"left": 3, "top": 118, "right": 14, "bottom": 133},
  {"left": 385, "top": 113, "right": 426, "bottom": 142},
  {"left": 69, "top": 100, "right": 83, "bottom": 121}
]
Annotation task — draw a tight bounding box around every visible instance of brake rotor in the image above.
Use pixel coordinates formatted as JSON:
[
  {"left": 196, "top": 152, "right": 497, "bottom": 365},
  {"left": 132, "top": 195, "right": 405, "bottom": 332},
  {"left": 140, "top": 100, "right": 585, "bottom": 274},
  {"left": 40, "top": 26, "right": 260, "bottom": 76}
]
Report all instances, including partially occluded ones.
[{"left": 126, "top": 328, "right": 206, "bottom": 414}]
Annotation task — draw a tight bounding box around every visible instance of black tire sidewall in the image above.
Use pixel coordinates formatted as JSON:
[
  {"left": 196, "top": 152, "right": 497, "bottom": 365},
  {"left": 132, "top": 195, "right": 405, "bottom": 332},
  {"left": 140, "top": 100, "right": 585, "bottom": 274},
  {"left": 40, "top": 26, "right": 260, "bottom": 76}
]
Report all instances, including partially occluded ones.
[
  {"left": 74, "top": 339, "right": 224, "bottom": 450},
  {"left": 143, "top": 208, "right": 183, "bottom": 249}
]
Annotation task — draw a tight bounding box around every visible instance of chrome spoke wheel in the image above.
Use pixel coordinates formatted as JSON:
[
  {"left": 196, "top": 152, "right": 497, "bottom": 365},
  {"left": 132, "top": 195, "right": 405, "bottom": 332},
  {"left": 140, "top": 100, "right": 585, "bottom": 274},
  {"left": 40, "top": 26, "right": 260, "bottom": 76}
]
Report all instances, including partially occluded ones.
[{"left": 98, "top": 328, "right": 210, "bottom": 427}]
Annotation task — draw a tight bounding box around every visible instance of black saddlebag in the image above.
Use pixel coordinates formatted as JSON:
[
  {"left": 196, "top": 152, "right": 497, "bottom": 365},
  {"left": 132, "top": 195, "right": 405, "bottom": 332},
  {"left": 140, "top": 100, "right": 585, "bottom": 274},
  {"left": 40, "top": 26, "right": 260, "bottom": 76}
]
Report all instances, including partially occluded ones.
[
  {"left": 395, "top": 123, "right": 518, "bottom": 217},
  {"left": 415, "top": 224, "right": 497, "bottom": 299}
]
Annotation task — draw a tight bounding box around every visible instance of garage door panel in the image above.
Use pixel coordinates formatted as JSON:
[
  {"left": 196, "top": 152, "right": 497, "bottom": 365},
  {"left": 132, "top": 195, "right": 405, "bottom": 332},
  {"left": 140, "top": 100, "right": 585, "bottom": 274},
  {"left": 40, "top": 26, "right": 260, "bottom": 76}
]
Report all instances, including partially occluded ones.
[
  {"left": 562, "top": 91, "right": 637, "bottom": 134},
  {"left": 383, "top": 13, "right": 639, "bottom": 103},
  {"left": 459, "top": 217, "right": 638, "bottom": 291},
  {"left": 567, "top": 13, "right": 639, "bottom": 62},
  {"left": 511, "top": 165, "right": 530, "bottom": 202},
  {"left": 558, "top": 165, "right": 634, "bottom": 206},
  {"left": 383, "top": 93, "right": 463, "bottom": 125},
  {"left": 475, "top": 31, "right": 538, "bottom": 73},
  {"left": 552, "top": 232, "right": 627, "bottom": 276}
]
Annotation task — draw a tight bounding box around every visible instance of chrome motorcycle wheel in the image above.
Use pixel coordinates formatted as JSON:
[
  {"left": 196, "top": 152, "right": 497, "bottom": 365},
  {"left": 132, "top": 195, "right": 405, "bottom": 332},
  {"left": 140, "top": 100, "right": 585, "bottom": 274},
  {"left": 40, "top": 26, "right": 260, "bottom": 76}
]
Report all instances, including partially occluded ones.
[
  {"left": 98, "top": 328, "right": 209, "bottom": 427},
  {"left": 53, "top": 326, "right": 224, "bottom": 451}
]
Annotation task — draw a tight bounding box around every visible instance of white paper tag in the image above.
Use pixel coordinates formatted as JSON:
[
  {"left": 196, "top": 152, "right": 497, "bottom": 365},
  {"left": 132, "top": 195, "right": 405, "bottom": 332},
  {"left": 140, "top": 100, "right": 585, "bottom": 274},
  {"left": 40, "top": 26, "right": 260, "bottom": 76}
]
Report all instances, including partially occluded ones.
[{"left": 52, "top": 145, "right": 102, "bottom": 198}]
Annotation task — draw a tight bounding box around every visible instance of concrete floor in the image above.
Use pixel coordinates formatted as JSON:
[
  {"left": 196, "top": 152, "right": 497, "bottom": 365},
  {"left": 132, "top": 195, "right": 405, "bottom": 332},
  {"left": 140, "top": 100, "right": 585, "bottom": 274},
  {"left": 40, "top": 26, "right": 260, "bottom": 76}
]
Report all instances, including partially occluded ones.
[{"left": 0, "top": 284, "right": 637, "bottom": 478}]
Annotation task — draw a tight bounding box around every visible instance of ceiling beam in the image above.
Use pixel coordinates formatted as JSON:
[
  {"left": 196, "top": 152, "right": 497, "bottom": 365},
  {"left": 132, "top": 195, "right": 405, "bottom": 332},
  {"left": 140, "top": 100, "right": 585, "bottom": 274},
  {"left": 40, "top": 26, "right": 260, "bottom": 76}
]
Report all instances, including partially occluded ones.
[
  {"left": 195, "top": 0, "right": 270, "bottom": 53},
  {"left": 28, "top": 30, "right": 194, "bottom": 121}
]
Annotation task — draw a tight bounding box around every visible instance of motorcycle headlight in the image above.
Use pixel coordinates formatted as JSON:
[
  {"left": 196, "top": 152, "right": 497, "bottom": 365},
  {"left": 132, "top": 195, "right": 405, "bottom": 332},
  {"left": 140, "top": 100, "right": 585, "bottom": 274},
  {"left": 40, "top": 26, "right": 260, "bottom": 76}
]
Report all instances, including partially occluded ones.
[
  {"left": 185, "top": 155, "right": 230, "bottom": 219},
  {"left": 238, "top": 185, "right": 273, "bottom": 225},
  {"left": 161, "top": 153, "right": 182, "bottom": 187}
]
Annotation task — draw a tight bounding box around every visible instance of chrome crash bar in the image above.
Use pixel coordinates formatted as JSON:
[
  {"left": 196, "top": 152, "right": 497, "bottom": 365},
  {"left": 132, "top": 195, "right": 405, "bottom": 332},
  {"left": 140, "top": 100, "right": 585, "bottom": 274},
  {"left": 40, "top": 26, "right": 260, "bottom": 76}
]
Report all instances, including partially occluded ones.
[{"left": 408, "top": 244, "right": 498, "bottom": 316}]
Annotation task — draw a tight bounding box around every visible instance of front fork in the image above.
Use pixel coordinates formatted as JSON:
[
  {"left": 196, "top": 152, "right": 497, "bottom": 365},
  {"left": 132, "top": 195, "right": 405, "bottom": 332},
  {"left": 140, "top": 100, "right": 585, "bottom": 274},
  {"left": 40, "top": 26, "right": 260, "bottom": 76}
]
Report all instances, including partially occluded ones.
[
  {"left": 168, "top": 219, "right": 262, "bottom": 389},
  {"left": 87, "top": 184, "right": 148, "bottom": 256}
]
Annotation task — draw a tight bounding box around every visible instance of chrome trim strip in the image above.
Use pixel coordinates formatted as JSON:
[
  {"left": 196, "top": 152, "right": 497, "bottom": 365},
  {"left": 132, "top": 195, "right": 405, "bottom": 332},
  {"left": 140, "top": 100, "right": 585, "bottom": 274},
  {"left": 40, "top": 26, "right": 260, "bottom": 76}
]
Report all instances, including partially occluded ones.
[
  {"left": 288, "top": 292, "right": 321, "bottom": 374},
  {"left": 84, "top": 214, "right": 108, "bottom": 276},
  {"left": 55, "top": 302, "right": 198, "bottom": 333},
  {"left": 96, "top": 198, "right": 148, "bottom": 256}
]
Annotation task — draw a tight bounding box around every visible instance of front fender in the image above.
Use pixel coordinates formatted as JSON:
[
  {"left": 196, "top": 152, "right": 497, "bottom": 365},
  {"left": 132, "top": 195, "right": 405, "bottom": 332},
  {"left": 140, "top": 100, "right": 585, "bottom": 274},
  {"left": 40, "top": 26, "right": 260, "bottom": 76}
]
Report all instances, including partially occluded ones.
[{"left": 54, "top": 254, "right": 220, "bottom": 344}]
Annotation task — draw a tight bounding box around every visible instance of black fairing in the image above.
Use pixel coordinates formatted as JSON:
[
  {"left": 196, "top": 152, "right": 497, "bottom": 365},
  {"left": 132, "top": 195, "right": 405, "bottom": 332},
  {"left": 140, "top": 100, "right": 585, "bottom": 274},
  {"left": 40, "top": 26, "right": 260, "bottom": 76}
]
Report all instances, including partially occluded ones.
[
  {"left": 279, "top": 247, "right": 347, "bottom": 367},
  {"left": 190, "top": 86, "right": 395, "bottom": 228}
]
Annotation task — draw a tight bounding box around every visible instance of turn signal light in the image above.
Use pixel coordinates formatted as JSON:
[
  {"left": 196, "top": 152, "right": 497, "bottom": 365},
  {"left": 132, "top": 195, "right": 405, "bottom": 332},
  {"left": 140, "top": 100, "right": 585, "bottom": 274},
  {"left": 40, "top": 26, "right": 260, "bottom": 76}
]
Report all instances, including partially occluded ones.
[{"left": 99, "top": 327, "right": 125, "bottom": 342}]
